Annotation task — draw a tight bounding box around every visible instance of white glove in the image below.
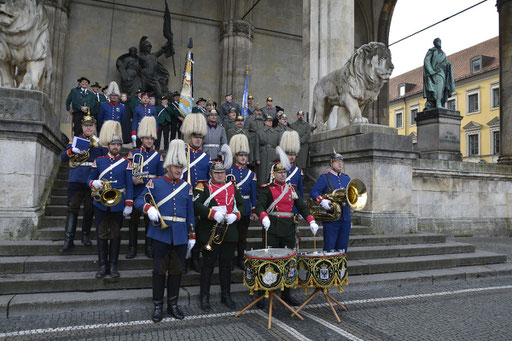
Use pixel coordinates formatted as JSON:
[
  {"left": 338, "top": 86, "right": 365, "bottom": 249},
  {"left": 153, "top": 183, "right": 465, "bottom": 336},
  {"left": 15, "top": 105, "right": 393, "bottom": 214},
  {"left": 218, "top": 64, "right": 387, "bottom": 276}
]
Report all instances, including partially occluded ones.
[
  {"left": 147, "top": 206, "right": 160, "bottom": 222},
  {"left": 188, "top": 238, "right": 196, "bottom": 251},
  {"left": 92, "top": 180, "right": 103, "bottom": 189},
  {"left": 262, "top": 216, "right": 271, "bottom": 231},
  {"left": 71, "top": 147, "right": 84, "bottom": 154},
  {"left": 320, "top": 199, "right": 332, "bottom": 210},
  {"left": 123, "top": 206, "right": 133, "bottom": 217},
  {"left": 310, "top": 221, "right": 319, "bottom": 235},
  {"left": 131, "top": 135, "right": 137, "bottom": 148},
  {"left": 92, "top": 135, "right": 100, "bottom": 144},
  {"left": 213, "top": 211, "right": 225, "bottom": 224},
  {"left": 226, "top": 213, "right": 237, "bottom": 225}
]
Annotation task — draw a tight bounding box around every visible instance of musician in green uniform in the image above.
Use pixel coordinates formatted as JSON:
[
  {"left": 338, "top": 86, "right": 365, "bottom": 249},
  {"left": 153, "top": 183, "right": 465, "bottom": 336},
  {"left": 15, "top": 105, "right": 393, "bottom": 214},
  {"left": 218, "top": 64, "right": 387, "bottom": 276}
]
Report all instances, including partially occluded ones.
[{"left": 193, "top": 147, "right": 246, "bottom": 311}]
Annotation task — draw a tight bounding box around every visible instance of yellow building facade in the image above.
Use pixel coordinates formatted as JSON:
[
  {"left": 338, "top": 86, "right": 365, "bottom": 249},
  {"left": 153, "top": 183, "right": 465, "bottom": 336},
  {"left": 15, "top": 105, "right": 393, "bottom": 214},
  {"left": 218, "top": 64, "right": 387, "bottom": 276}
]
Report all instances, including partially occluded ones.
[{"left": 388, "top": 37, "right": 500, "bottom": 163}]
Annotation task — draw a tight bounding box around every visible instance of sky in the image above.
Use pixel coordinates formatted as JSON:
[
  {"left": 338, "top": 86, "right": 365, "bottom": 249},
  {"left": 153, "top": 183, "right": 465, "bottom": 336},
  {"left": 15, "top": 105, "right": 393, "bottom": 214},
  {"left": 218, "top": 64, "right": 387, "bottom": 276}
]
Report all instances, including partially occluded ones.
[{"left": 389, "top": 0, "right": 499, "bottom": 76}]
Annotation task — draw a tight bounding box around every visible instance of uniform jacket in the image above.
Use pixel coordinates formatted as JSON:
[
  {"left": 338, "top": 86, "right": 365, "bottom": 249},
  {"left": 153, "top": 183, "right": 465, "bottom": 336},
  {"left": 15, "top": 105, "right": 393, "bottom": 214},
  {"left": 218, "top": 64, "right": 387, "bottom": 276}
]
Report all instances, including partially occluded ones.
[
  {"left": 247, "top": 103, "right": 255, "bottom": 116},
  {"left": 181, "top": 148, "right": 211, "bottom": 188},
  {"left": 192, "top": 106, "right": 207, "bottom": 115},
  {"left": 310, "top": 170, "right": 352, "bottom": 222},
  {"left": 245, "top": 114, "right": 265, "bottom": 163},
  {"left": 254, "top": 126, "right": 280, "bottom": 185},
  {"left": 169, "top": 101, "right": 182, "bottom": 123},
  {"left": 289, "top": 119, "right": 312, "bottom": 169},
  {"left": 98, "top": 101, "right": 127, "bottom": 127},
  {"left": 256, "top": 181, "right": 314, "bottom": 238},
  {"left": 65, "top": 87, "right": 98, "bottom": 116},
  {"left": 227, "top": 127, "right": 248, "bottom": 144},
  {"left": 135, "top": 176, "right": 194, "bottom": 246},
  {"left": 127, "top": 147, "right": 164, "bottom": 199},
  {"left": 156, "top": 105, "right": 173, "bottom": 125},
  {"left": 220, "top": 101, "right": 241, "bottom": 123},
  {"left": 193, "top": 181, "right": 246, "bottom": 243},
  {"left": 61, "top": 136, "right": 107, "bottom": 183},
  {"left": 92, "top": 92, "right": 108, "bottom": 113},
  {"left": 261, "top": 105, "right": 276, "bottom": 119},
  {"left": 286, "top": 165, "right": 304, "bottom": 198},
  {"left": 129, "top": 96, "right": 142, "bottom": 114},
  {"left": 132, "top": 104, "right": 157, "bottom": 135},
  {"left": 227, "top": 164, "right": 257, "bottom": 216},
  {"left": 223, "top": 118, "right": 235, "bottom": 135},
  {"left": 202, "top": 122, "right": 227, "bottom": 159},
  {"left": 88, "top": 153, "right": 134, "bottom": 212}
]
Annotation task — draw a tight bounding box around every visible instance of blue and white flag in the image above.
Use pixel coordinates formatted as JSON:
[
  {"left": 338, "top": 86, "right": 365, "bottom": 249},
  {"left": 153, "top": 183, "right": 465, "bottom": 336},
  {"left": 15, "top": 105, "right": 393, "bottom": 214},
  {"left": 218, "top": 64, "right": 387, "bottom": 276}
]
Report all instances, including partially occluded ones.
[
  {"left": 178, "top": 38, "right": 194, "bottom": 117},
  {"left": 241, "top": 67, "right": 249, "bottom": 121}
]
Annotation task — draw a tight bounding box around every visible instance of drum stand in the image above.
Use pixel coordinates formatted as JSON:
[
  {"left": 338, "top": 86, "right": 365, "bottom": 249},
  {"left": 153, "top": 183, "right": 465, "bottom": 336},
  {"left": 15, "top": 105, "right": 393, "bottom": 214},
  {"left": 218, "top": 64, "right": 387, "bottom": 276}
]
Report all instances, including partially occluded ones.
[
  {"left": 292, "top": 288, "right": 347, "bottom": 323},
  {"left": 236, "top": 290, "right": 304, "bottom": 329}
]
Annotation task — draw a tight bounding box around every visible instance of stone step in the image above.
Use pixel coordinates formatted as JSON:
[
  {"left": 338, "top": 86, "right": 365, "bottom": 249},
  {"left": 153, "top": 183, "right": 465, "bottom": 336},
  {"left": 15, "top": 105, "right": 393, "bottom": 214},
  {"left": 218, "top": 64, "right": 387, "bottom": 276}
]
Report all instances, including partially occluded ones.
[
  {"left": 0, "top": 242, "right": 476, "bottom": 275},
  {"left": 0, "top": 233, "right": 444, "bottom": 256},
  {"left": 5, "top": 263, "right": 512, "bottom": 317},
  {"left": 0, "top": 250, "right": 505, "bottom": 295}
]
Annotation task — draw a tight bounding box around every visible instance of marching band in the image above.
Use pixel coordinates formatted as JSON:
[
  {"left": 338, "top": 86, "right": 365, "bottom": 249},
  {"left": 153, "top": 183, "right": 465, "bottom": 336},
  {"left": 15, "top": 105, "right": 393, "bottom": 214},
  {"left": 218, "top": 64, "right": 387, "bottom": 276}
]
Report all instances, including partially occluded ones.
[{"left": 63, "top": 80, "right": 364, "bottom": 324}]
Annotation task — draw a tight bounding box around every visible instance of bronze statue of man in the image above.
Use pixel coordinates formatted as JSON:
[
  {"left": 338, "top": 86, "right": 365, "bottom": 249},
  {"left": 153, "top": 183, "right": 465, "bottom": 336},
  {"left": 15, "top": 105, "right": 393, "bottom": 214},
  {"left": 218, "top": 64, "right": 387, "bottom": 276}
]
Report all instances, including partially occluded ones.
[{"left": 423, "top": 38, "right": 455, "bottom": 109}]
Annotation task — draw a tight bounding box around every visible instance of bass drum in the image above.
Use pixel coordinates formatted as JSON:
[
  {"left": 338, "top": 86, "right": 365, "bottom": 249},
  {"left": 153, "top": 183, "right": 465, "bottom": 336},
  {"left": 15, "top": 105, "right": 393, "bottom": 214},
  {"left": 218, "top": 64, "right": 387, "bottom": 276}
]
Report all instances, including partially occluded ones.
[
  {"left": 243, "top": 248, "right": 297, "bottom": 296},
  {"left": 297, "top": 251, "right": 348, "bottom": 293}
]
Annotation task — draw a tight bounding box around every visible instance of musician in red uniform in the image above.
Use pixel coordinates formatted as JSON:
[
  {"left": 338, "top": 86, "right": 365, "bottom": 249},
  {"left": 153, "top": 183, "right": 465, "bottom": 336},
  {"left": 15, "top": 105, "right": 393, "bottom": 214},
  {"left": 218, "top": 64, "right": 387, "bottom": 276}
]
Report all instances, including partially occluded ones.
[{"left": 255, "top": 146, "right": 318, "bottom": 306}]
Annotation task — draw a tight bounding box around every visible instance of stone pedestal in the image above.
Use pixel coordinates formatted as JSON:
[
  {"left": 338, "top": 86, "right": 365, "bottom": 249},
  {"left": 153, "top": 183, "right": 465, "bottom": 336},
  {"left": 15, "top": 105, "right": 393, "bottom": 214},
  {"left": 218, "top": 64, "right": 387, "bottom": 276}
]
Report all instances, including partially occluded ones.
[
  {"left": 308, "top": 124, "right": 418, "bottom": 233},
  {"left": 415, "top": 108, "right": 462, "bottom": 161},
  {"left": 498, "top": 0, "right": 512, "bottom": 164},
  {"left": 0, "top": 88, "right": 66, "bottom": 240}
]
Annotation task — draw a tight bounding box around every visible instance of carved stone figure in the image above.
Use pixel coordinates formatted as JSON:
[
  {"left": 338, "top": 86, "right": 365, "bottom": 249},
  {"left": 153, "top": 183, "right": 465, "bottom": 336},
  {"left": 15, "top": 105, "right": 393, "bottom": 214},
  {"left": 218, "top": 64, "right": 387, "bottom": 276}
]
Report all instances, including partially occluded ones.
[
  {"left": 423, "top": 38, "right": 455, "bottom": 109},
  {"left": 0, "top": 0, "right": 52, "bottom": 91},
  {"left": 311, "top": 42, "right": 394, "bottom": 130},
  {"left": 138, "top": 36, "right": 170, "bottom": 99},
  {"left": 116, "top": 47, "right": 142, "bottom": 98}
]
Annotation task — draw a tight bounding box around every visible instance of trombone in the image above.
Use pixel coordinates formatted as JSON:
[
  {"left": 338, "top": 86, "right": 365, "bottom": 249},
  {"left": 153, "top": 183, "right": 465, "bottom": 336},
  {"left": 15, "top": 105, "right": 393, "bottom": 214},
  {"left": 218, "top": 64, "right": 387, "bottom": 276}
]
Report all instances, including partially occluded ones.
[
  {"left": 184, "top": 143, "right": 191, "bottom": 185},
  {"left": 131, "top": 152, "right": 148, "bottom": 181},
  {"left": 144, "top": 188, "right": 170, "bottom": 230}
]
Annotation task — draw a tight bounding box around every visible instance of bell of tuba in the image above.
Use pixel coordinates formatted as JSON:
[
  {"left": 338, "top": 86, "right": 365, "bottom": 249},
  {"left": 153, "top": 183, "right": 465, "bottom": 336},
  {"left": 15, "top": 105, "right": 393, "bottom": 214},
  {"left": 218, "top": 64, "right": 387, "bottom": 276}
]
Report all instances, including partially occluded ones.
[
  {"left": 309, "top": 179, "right": 367, "bottom": 221},
  {"left": 91, "top": 179, "right": 122, "bottom": 207}
]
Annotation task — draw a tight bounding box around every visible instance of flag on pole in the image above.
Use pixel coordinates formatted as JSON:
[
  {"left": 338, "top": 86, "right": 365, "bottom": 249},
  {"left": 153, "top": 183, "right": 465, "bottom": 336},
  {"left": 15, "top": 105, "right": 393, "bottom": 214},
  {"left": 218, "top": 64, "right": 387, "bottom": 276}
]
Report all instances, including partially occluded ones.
[
  {"left": 178, "top": 38, "right": 194, "bottom": 117},
  {"left": 241, "top": 66, "right": 249, "bottom": 121}
]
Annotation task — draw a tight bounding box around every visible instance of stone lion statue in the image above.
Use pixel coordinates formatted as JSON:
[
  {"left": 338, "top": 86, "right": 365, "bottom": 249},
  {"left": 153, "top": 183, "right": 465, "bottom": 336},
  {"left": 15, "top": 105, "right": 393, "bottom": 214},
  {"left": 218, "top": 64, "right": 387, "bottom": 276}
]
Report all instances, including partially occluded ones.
[
  {"left": 0, "top": 0, "right": 52, "bottom": 91},
  {"left": 312, "top": 42, "right": 394, "bottom": 130}
]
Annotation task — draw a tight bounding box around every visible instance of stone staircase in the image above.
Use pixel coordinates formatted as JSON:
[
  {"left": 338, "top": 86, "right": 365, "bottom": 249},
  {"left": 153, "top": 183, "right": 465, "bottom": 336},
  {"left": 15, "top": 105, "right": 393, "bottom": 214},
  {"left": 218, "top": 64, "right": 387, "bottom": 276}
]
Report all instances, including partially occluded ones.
[{"left": 0, "top": 163, "right": 510, "bottom": 316}]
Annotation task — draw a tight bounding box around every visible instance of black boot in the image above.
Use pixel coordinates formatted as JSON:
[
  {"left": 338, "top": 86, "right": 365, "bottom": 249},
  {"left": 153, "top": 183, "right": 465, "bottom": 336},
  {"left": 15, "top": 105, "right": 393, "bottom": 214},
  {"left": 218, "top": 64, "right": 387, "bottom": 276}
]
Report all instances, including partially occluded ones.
[
  {"left": 109, "top": 238, "right": 121, "bottom": 278},
  {"left": 152, "top": 273, "right": 166, "bottom": 323},
  {"left": 167, "top": 275, "right": 184, "bottom": 319},
  {"left": 95, "top": 239, "right": 108, "bottom": 278},
  {"left": 281, "top": 287, "right": 300, "bottom": 306},
  {"left": 81, "top": 231, "right": 92, "bottom": 246},
  {"left": 237, "top": 242, "right": 246, "bottom": 270},
  {"left": 199, "top": 266, "right": 214, "bottom": 311},
  {"left": 145, "top": 238, "right": 153, "bottom": 258},
  {"left": 126, "top": 220, "right": 138, "bottom": 259},
  {"left": 60, "top": 212, "right": 78, "bottom": 252},
  {"left": 191, "top": 246, "right": 201, "bottom": 273},
  {"left": 220, "top": 265, "right": 236, "bottom": 309}
]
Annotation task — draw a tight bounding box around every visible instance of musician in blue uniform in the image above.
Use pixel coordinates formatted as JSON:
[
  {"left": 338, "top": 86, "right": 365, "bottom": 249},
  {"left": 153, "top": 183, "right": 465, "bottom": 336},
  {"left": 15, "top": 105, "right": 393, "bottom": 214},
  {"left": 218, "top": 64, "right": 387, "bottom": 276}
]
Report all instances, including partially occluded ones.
[
  {"left": 88, "top": 121, "right": 134, "bottom": 278},
  {"left": 181, "top": 113, "right": 210, "bottom": 273},
  {"left": 310, "top": 150, "right": 351, "bottom": 253},
  {"left": 131, "top": 92, "right": 157, "bottom": 147},
  {"left": 97, "top": 81, "right": 127, "bottom": 130},
  {"left": 227, "top": 134, "right": 257, "bottom": 270},
  {"left": 59, "top": 114, "right": 107, "bottom": 252},
  {"left": 126, "top": 116, "right": 164, "bottom": 259},
  {"left": 135, "top": 139, "right": 195, "bottom": 323}
]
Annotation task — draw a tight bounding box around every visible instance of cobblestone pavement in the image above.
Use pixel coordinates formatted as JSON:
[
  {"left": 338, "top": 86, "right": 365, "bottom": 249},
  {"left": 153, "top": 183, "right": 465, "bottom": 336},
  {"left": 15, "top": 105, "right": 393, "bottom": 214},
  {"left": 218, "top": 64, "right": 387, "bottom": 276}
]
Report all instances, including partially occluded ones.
[{"left": 2, "top": 275, "right": 512, "bottom": 340}]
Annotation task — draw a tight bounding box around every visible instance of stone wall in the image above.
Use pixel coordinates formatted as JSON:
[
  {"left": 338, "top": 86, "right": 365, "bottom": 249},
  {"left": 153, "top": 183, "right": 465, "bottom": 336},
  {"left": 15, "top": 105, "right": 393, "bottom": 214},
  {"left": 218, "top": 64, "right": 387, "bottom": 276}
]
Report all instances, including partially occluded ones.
[
  {"left": 0, "top": 89, "right": 66, "bottom": 240},
  {"left": 413, "top": 159, "right": 512, "bottom": 236}
]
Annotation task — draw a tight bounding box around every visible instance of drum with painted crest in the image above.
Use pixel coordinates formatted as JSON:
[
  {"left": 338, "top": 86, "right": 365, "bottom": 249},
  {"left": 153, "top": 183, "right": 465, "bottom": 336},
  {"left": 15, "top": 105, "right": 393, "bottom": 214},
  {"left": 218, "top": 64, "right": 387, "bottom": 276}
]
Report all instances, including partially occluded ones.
[
  {"left": 243, "top": 248, "right": 298, "bottom": 297},
  {"left": 297, "top": 251, "right": 348, "bottom": 293}
]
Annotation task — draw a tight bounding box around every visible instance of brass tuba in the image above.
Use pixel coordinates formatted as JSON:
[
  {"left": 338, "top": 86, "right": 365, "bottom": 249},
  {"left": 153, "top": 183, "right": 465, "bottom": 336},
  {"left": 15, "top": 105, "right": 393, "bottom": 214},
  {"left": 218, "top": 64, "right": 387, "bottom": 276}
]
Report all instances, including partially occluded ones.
[
  {"left": 69, "top": 150, "right": 90, "bottom": 168},
  {"left": 204, "top": 218, "right": 228, "bottom": 251},
  {"left": 309, "top": 179, "right": 367, "bottom": 221},
  {"left": 91, "top": 179, "right": 122, "bottom": 206}
]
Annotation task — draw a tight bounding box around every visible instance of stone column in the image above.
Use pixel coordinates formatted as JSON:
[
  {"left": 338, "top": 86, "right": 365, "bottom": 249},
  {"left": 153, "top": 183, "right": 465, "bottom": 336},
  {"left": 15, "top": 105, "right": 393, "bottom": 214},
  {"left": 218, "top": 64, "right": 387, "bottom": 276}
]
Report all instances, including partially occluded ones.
[
  {"left": 497, "top": 0, "right": 512, "bottom": 164},
  {"left": 302, "top": 0, "right": 354, "bottom": 129},
  {"left": 219, "top": 0, "right": 254, "bottom": 103}
]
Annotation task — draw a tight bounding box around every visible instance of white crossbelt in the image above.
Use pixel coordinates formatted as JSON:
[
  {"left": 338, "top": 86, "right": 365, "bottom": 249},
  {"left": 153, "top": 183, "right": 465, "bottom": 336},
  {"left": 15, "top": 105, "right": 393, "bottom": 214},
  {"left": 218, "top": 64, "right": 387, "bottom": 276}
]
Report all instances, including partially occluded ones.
[
  {"left": 181, "top": 152, "right": 207, "bottom": 179},
  {"left": 98, "top": 158, "right": 126, "bottom": 180},
  {"left": 237, "top": 170, "right": 252, "bottom": 188},
  {"left": 269, "top": 212, "right": 293, "bottom": 217},
  {"left": 143, "top": 151, "right": 158, "bottom": 166},
  {"left": 160, "top": 216, "right": 186, "bottom": 222},
  {"left": 203, "top": 144, "right": 219, "bottom": 148},
  {"left": 79, "top": 162, "right": 93, "bottom": 167},
  {"left": 156, "top": 181, "right": 188, "bottom": 208},
  {"left": 204, "top": 182, "right": 232, "bottom": 207},
  {"left": 286, "top": 167, "right": 299, "bottom": 182},
  {"left": 266, "top": 183, "right": 290, "bottom": 213}
]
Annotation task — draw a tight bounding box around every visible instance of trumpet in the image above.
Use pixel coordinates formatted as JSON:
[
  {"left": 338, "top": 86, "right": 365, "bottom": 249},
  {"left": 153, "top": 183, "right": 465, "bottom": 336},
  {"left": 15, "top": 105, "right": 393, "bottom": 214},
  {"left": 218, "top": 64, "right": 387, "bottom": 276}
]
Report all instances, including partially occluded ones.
[
  {"left": 91, "top": 179, "right": 122, "bottom": 206},
  {"left": 144, "top": 189, "right": 169, "bottom": 230},
  {"left": 204, "top": 217, "right": 228, "bottom": 251},
  {"left": 309, "top": 179, "right": 367, "bottom": 221},
  {"left": 184, "top": 143, "right": 191, "bottom": 185},
  {"left": 131, "top": 152, "right": 148, "bottom": 181}
]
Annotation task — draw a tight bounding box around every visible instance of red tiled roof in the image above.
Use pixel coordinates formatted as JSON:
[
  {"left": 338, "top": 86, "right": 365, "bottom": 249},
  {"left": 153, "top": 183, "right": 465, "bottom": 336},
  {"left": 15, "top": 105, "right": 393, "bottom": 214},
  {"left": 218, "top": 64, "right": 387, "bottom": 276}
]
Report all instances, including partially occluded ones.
[{"left": 389, "top": 36, "right": 499, "bottom": 102}]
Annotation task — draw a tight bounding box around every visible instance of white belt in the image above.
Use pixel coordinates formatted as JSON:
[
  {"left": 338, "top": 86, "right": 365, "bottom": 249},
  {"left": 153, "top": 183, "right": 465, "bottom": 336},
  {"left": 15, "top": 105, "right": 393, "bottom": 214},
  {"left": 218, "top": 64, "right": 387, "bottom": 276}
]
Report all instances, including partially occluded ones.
[
  {"left": 242, "top": 195, "right": 250, "bottom": 200},
  {"left": 161, "top": 216, "right": 186, "bottom": 222},
  {"left": 79, "top": 162, "right": 93, "bottom": 166},
  {"left": 269, "top": 212, "right": 294, "bottom": 217},
  {"left": 203, "top": 144, "right": 219, "bottom": 148}
]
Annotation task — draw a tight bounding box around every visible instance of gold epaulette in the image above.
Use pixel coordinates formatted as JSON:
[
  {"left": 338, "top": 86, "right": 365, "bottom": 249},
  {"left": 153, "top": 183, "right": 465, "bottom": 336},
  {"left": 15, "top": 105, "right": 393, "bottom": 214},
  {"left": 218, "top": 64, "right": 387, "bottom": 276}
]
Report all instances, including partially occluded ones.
[{"left": 195, "top": 182, "right": 204, "bottom": 192}]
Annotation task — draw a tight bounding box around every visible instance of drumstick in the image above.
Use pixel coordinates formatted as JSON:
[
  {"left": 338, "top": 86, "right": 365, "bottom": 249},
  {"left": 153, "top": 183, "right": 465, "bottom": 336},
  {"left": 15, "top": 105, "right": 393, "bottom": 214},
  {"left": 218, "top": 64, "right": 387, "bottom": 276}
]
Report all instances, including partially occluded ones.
[
  {"left": 314, "top": 234, "right": 316, "bottom": 252},
  {"left": 265, "top": 229, "right": 268, "bottom": 249}
]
